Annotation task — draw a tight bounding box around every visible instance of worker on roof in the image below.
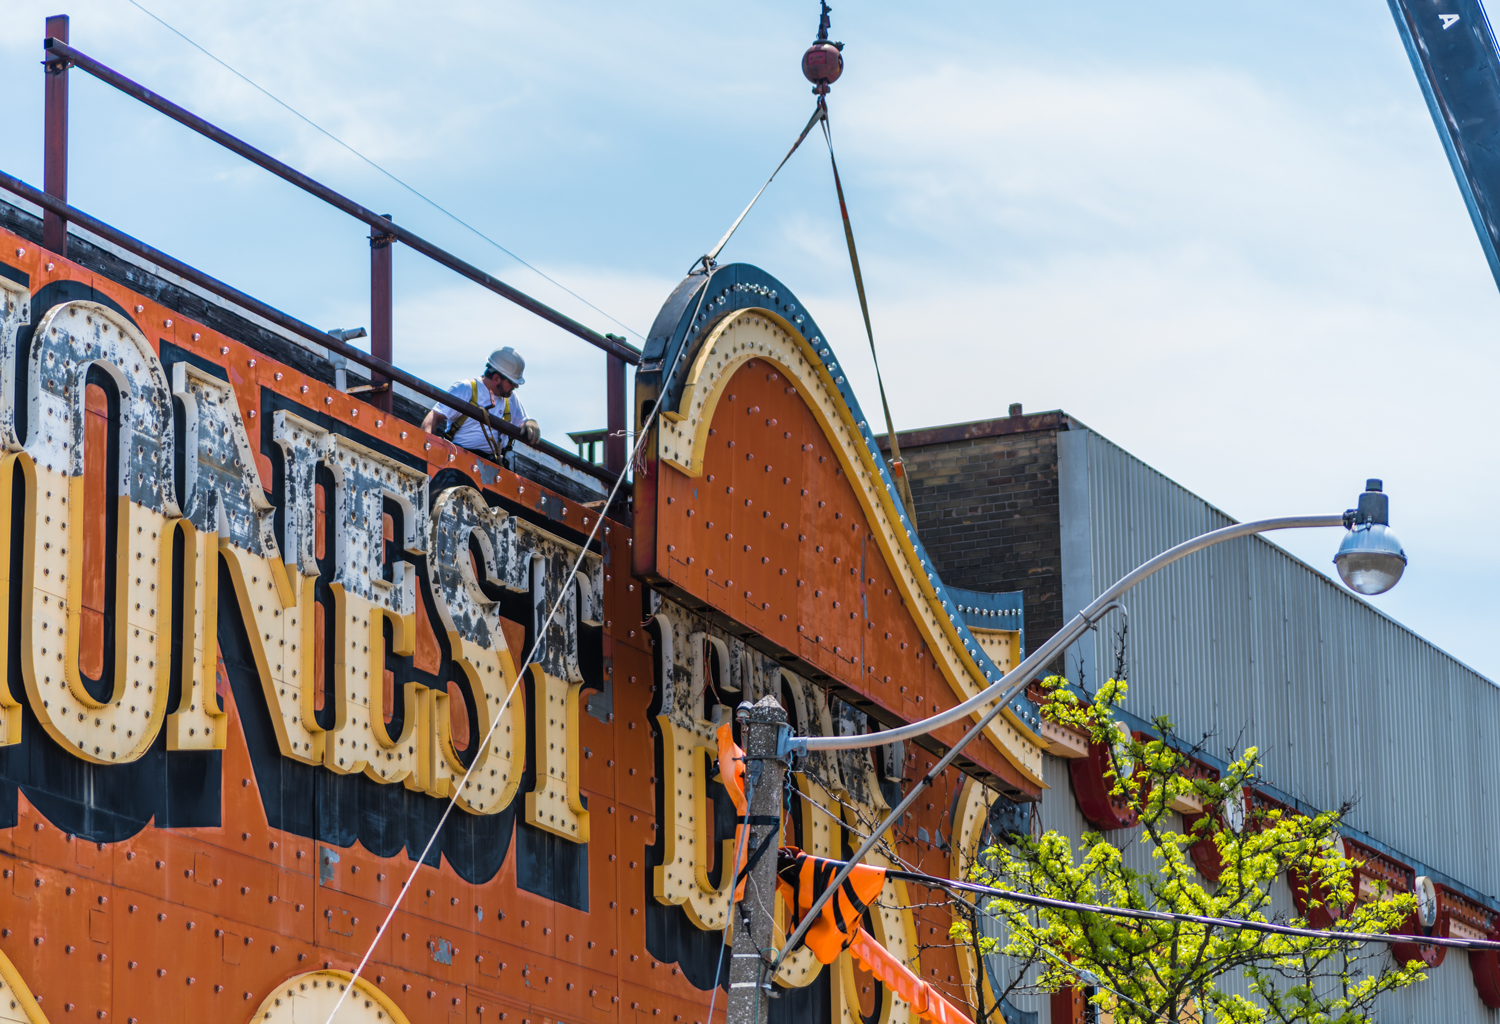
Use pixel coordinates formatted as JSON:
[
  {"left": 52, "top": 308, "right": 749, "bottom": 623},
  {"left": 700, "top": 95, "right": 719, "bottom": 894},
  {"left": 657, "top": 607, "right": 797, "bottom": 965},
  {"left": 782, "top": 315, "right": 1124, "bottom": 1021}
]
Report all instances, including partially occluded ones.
[{"left": 422, "top": 346, "right": 541, "bottom": 461}]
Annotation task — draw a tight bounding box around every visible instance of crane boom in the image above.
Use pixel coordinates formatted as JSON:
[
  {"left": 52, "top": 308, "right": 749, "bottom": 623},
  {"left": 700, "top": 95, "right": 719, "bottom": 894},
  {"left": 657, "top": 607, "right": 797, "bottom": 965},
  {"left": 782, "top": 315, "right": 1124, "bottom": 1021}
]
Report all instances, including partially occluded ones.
[{"left": 1388, "top": 0, "right": 1500, "bottom": 289}]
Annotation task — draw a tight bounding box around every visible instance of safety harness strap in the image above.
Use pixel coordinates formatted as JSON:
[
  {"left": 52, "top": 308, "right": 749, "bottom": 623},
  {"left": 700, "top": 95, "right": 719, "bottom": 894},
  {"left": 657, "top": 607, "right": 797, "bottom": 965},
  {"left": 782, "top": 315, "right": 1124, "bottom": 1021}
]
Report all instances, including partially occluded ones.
[{"left": 441, "top": 379, "right": 480, "bottom": 440}]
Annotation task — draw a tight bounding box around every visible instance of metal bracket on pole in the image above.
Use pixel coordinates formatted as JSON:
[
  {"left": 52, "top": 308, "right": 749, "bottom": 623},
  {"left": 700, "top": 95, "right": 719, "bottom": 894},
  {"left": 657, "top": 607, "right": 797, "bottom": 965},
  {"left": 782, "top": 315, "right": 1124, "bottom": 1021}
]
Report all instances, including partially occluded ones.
[{"left": 777, "top": 726, "right": 807, "bottom": 760}]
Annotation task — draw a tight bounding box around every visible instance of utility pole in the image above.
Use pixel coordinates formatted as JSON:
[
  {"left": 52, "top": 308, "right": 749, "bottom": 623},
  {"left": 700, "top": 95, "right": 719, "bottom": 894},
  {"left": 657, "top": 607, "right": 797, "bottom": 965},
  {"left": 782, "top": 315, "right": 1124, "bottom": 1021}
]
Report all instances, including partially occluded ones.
[{"left": 727, "top": 695, "right": 788, "bottom": 1024}]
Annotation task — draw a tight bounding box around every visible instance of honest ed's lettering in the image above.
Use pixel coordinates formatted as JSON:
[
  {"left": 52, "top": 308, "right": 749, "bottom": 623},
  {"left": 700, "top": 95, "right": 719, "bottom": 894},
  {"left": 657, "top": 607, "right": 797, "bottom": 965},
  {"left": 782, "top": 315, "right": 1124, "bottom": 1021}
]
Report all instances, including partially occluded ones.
[
  {"left": 648, "top": 599, "right": 921, "bottom": 1016},
  {"left": 0, "top": 296, "right": 597, "bottom": 837}
]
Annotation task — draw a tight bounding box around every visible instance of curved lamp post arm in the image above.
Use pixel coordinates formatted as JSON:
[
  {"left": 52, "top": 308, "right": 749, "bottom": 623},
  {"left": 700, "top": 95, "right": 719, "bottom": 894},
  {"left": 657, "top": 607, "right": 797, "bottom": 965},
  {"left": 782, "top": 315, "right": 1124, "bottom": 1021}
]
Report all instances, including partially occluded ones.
[
  {"left": 798, "top": 514, "right": 1341, "bottom": 753},
  {"left": 771, "top": 513, "right": 1344, "bottom": 975}
]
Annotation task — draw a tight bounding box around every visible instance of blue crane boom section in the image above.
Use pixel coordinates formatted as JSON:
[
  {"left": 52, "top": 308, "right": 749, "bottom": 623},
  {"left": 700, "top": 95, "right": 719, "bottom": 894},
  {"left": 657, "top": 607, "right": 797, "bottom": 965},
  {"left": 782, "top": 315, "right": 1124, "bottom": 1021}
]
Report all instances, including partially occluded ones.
[{"left": 1389, "top": 0, "right": 1500, "bottom": 289}]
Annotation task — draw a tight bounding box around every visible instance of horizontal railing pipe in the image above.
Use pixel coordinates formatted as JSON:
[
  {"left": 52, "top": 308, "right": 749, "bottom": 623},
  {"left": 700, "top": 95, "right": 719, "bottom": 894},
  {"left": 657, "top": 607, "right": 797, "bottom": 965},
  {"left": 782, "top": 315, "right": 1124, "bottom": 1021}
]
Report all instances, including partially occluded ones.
[
  {"left": 42, "top": 37, "right": 641, "bottom": 367},
  {"left": 0, "top": 170, "right": 617, "bottom": 484}
]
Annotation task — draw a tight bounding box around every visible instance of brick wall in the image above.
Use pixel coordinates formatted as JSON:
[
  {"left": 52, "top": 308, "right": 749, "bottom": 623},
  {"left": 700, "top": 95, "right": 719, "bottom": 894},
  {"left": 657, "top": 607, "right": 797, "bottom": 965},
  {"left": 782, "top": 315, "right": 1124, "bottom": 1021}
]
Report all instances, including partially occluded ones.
[{"left": 880, "top": 413, "right": 1068, "bottom": 660}]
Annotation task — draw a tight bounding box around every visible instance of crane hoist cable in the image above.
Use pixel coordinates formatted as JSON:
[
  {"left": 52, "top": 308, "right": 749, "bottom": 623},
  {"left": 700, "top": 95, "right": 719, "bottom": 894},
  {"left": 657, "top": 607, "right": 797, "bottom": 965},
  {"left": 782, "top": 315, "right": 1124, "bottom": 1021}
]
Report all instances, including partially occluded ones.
[
  {"left": 817, "top": 105, "right": 919, "bottom": 522},
  {"left": 696, "top": 0, "right": 920, "bottom": 524},
  {"left": 697, "top": 101, "right": 827, "bottom": 274}
]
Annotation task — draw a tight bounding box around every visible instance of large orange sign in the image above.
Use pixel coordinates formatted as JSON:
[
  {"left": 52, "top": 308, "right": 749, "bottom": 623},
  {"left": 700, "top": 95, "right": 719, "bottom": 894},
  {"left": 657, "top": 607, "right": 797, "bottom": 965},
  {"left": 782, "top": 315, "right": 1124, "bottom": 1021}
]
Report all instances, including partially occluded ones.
[{"left": 0, "top": 233, "right": 1021, "bottom": 1024}]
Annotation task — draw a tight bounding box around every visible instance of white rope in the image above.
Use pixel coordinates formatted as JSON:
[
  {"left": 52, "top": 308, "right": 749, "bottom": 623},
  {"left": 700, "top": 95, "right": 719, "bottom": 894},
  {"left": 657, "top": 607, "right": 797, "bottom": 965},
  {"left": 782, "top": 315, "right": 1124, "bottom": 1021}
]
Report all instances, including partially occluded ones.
[{"left": 320, "top": 274, "right": 715, "bottom": 1023}]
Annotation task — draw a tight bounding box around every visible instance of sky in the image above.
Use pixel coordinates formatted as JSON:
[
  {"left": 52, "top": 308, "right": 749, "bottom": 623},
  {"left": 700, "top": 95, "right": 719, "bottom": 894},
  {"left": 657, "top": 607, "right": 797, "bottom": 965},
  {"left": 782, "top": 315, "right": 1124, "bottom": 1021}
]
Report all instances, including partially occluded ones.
[{"left": 0, "top": 1, "right": 1496, "bottom": 680}]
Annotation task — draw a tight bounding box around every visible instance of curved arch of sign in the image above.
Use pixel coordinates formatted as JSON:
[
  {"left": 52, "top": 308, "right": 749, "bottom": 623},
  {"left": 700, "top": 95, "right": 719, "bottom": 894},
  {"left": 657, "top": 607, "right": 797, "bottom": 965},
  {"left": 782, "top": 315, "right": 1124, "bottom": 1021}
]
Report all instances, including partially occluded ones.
[
  {"left": 656, "top": 306, "right": 1042, "bottom": 788},
  {"left": 250, "top": 970, "right": 410, "bottom": 1023},
  {"left": 0, "top": 942, "right": 49, "bottom": 1024}
]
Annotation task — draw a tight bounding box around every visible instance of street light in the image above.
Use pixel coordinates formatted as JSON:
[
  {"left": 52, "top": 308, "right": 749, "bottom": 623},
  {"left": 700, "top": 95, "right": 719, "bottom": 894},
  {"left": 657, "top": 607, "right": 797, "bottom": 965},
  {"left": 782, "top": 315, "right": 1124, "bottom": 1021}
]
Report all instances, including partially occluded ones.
[
  {"left": 770, "top": 481, "right": 1408, "bottom": 975},
  {"left": 1334, "top": 479, "right": 1406, "bottom": 596}
]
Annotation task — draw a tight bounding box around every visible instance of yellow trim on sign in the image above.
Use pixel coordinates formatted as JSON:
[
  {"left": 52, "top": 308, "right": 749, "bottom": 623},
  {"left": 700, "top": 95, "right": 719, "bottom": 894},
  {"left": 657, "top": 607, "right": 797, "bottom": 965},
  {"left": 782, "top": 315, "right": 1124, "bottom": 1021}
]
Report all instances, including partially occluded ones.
[
  {"left": 0, "top": 942, "right": 51, "bottom": 1023},
  {"left": 250, "top": 970, "right": 411, "bottom": 1024},
  {"left": 0, "top": 452, "right": 33, "bottom": 747},
  {"left": 657, "top": 309, "right": 1044, "bottom": 788}
]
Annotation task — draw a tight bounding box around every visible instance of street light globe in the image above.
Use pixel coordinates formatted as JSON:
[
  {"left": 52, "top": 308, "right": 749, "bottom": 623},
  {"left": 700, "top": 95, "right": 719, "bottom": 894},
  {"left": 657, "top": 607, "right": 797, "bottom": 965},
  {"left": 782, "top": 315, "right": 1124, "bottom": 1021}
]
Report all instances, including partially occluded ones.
[
  {"left": 1334, "top": 524, "right": 1406, "bottom": 595},
  {"left": 1333, "top": 479, "right": 1406, "bottom": 595}
]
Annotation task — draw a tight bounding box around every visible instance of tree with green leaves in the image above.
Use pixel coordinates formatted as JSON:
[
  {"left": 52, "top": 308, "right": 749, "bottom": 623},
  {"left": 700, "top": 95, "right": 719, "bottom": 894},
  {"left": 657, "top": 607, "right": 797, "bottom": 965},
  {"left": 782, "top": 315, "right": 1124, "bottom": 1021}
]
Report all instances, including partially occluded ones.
[{"left": 954, "top": 676, "right": 1427, "bottom": 1024}]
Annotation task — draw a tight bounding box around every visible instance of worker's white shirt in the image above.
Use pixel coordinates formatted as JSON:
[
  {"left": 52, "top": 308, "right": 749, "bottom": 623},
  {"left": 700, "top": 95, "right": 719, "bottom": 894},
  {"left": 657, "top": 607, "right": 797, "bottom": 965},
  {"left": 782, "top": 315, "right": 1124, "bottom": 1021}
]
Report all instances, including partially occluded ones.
[{"left": 436, "top": 380, "right": 527, "bottom": 452}]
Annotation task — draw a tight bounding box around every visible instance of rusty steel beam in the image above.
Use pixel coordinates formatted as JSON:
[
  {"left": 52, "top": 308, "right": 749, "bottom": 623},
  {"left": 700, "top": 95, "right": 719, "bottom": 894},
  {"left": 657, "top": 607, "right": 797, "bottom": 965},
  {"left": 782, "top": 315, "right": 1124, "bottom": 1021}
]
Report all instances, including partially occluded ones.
[
  {"left": 0, "top": 169, "right": 620, "bottom": 485},
  {"left": 369, "top": 217, "right": 395, "bottom": 414},
  {"left": 40, "top": 37, "right": 641, "bottom": 367},
  {"left": 42, "top": 15, "right": 68, "bottom": 256},
  {"left": 605, "top": 351, "right": 626, "bottom": 474}
]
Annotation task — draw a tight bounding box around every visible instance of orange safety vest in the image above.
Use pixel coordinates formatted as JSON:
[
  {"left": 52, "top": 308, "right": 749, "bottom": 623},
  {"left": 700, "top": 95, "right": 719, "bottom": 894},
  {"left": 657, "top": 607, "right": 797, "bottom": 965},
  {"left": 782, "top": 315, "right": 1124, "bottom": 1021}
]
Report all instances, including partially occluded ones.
[
  {"left": 716, "top": 722, "right": 752, "bottom": 902},
  {"left": 775, "top": 847, "right": 887, "bottom": 963},
  {"left": 776, "top": 848, "right": 976, "bottom": 1024}
]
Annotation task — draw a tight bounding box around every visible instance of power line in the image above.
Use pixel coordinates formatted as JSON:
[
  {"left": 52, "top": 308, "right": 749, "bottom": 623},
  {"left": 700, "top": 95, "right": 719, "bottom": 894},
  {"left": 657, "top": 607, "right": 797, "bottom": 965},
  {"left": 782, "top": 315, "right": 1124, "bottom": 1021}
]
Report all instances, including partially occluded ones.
[
  {"left": 124, "top": 0, "right": 647, "bottom": 342},
  {"left": 883, "top": 863, "right": 1495, "bottom": 954}
]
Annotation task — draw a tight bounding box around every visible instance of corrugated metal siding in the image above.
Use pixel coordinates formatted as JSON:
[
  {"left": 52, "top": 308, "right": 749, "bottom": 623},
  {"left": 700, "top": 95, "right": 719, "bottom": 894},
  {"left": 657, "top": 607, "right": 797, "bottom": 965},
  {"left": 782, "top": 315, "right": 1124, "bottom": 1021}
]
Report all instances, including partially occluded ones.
[
  {"left": 1023, "top": 754, "right": 1493, "bottom": 1023},
  {"left": 1040, "top": 427, "right": 1500, "bottom": 1021},
  {"left": 1064, "top": 428, "right": 1498, "bottom": 891}
]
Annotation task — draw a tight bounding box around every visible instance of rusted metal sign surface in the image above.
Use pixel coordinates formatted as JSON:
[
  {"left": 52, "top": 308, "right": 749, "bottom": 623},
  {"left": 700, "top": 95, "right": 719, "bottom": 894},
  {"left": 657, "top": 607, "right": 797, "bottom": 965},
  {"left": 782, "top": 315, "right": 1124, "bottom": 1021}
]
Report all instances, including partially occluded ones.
[
  {"left": 0, "top": 235, "right": 1014, "bottom": 1024},
  {"left": 633, "top": 266, "right": 1046, "bottom": 796}
]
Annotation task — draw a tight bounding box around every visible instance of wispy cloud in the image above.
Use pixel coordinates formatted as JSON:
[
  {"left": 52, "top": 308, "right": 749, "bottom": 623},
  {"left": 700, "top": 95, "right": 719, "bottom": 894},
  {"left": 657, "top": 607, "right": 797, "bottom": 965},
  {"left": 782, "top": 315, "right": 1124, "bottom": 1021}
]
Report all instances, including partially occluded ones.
[{"left": 0, "top": 0, "right": 1493, "bottom": 677}]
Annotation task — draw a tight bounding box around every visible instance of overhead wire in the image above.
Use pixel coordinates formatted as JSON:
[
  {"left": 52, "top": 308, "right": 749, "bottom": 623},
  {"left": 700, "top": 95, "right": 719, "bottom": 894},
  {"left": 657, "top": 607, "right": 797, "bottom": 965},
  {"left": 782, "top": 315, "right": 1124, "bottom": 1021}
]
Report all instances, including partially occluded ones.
[
  {"left": 920, "top": 867, "right": 1409, "bottom": 1024},
  {"left": 124, "top": 0, "right": 647, "bottom": 342},
  {"left": 787, "top": 774, "right": 912, "bottom": 872},
  {"left": 879, "top": 862, "right": 1500, "bottom": 954},
  {"left": 782, "top": 788, "right": 1179, "bottom": 1021},
  {"left": 818, "top": 107, "right": 918, "bottom": 520}
]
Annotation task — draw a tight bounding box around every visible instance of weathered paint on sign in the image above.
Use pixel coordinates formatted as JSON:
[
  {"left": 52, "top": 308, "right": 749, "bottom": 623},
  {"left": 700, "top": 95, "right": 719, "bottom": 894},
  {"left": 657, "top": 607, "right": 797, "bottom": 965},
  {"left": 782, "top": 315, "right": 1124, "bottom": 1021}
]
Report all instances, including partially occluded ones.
[{"left": 0, "top": 233, "right": 995, "bottom": 1024}]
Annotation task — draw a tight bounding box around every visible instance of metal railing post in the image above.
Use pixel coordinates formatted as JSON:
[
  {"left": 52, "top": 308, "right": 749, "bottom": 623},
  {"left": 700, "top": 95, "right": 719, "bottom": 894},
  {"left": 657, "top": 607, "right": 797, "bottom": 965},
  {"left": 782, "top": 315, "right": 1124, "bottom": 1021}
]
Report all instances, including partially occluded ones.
[
  {"left": 606, "top": 350, "right": 627, "bottom": 474},
  {"left": 41, "top": 37, "right": 641, "bottom": 367},
  {"left": 370, "top": 216, "right": 395, "bottom": 413},
  {"left": 42, "top": 14, "right": 69, "bottom": 255}
]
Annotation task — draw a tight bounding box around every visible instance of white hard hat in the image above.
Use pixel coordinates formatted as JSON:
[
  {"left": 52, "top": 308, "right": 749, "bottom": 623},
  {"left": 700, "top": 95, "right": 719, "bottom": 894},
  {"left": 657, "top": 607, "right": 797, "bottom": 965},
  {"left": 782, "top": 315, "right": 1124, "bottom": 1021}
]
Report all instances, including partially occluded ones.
[{"left": 486, "top": 347, "right": 525, "bottom": 386}]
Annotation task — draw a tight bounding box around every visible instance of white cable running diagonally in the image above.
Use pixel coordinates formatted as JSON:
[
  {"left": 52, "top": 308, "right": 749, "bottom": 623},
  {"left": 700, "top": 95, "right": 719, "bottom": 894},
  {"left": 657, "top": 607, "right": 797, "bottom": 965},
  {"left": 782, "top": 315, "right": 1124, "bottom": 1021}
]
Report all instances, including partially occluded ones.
[
  {"left": 772, "top": 515, "right": 1347, "bottom": 978},
  {"left": 321, "top": 278, "right": 715, "bottom": 1023}
]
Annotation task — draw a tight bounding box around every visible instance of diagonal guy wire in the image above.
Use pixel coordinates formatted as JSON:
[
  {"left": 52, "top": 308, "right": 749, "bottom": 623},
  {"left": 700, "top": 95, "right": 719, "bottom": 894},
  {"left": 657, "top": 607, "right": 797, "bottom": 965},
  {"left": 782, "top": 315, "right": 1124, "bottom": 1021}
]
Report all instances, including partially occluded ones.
[
  {"left": 697, "top": 101, "right": 826, "bottom": 272},
  {"left": 320, "top": 267, "right": 717, "bottom": 1024}
]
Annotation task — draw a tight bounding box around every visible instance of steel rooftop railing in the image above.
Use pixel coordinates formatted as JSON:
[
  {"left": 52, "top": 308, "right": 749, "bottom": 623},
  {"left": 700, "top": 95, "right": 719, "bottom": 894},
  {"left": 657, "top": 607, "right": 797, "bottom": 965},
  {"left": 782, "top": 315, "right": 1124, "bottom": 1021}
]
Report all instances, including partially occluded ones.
[{"left": 10, "top": 15, "right": 636, "bottom": 481}]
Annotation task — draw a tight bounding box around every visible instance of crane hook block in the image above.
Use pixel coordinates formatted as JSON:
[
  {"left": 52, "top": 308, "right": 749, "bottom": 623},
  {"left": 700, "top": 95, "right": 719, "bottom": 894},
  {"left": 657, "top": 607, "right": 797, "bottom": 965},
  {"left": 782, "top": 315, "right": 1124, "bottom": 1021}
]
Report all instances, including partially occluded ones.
[{"left": 802, "top": 0, "right": 844, "bottom": 95}]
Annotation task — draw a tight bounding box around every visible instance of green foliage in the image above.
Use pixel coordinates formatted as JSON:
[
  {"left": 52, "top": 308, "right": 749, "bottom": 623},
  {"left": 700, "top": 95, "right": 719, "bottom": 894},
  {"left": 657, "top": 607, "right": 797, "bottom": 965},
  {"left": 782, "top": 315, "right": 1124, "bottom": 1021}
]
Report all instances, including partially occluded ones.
[{"left": 956, "top": 677, "right": 1426, "bottom": 1024}]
